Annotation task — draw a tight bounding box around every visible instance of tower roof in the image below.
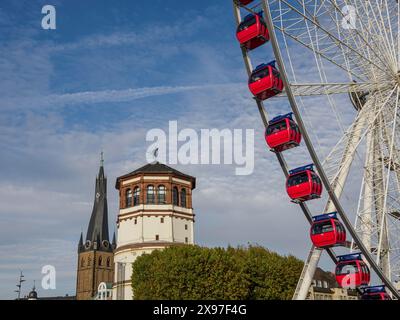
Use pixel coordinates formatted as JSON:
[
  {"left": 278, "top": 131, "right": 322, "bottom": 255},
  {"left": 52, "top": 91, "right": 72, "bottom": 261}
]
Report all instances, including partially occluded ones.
[
  {"left": 28, "top": 282, "right": 37, "bottom": 300},
  {"left": 115, "top": 162, "right": 196, "bottom": 189},
  {"left": 81, "top": 154, "right": 111, "bottom": 252}
]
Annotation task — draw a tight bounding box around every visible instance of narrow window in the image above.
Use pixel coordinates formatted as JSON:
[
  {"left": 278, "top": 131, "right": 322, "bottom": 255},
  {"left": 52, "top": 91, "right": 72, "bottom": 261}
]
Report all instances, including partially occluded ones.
[
  {"left": 173, "top": 187, "right": 179, "bottom": 206},
  {"left": 125, "top": 189, "right": 133, "bottom": 207},
  {"left": 134, "top": 218, "right": 137, "bottom": 225},
  {"left": 133, "top": 187, "right": 140, "bottom": 206},
  {"left": 185, "top": 224, "right": 188, "bottom": 230},
  {"left": 155, "top": 234, "right": 159, "bottom": 241},
  {"left": 180, "top": 188, "right": 187, "bottom": 208},
  {"left": 157, "top": 185, "right": 166, "bottom": 204},
  {"left": 106, "top": 257, "right": 110, "bottom": 268},
  {"left": 147, "top": 185, "right": 155, "bottom": 204},
  {"left": 98, "top": 256, "right": 102, "bottom": 266},
  {"left": 185, "top": 237, "right": 188, "bottom": 243},
  {"left": 160, "top": 217, "right": 164, "bottom": 223}
]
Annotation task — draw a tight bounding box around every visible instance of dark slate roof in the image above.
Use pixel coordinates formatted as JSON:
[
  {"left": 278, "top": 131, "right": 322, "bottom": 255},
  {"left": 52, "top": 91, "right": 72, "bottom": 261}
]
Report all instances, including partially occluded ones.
[
  {"left": 116, "top": 162, "right": 196, "bottom": 189},
  {"left": 80, "top": 163, "right": 112, "bottom": 253},
  {"left": 313, "top": 267, "right": 338, "bottom": 288},
  {"left": 28, "top": 288, "right": 38, "bottom": 299}
]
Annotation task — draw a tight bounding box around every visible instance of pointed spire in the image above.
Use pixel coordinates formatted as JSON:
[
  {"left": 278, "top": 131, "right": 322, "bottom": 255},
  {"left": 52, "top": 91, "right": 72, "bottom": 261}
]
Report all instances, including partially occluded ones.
[
  {"left": 85, "top": 154, "right": 109, "bottom": 250},
  {"left": 78, "top": 232, "right": 83, "bottom": 252},
  {"left": 112, "top": 231, "right": 116, "bottom": 248},
  {"left": 98, "top": 151, "right": 105, "bottom": 179}
]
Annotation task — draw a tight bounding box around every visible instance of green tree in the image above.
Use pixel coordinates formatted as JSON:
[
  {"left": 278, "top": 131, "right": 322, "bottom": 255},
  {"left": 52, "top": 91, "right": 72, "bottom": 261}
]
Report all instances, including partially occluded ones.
[{"left": 131, "top": 245, "right": 303, "bottom": 300}]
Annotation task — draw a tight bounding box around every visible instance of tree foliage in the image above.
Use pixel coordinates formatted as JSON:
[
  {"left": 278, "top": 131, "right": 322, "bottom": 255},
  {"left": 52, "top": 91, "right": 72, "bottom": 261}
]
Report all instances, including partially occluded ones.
[{"left": 131, "top": 245, "right": 303, "bottom": 300}]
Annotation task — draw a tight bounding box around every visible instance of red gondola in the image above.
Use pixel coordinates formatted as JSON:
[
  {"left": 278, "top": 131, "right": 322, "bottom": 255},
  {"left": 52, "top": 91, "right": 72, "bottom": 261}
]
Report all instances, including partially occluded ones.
[
  {"left": 265, "top": 113, "right": 301, "bottom": 152},
  {"left": 236, "top": 13, "right": 270, "bottom": 50},
  {"left": 310, "top": 212, "right": 346, "bottom": 248},
  {"left": 286, "top": 164, "right": 323, "bottom": 202},
  {"left": 361, "top": 286, "right": 391, "bottom": 300},
  {"left": 237, "top": 0, "right": 254, "bottom": 5},
  {"left": 248, "top": 62, "right": 284, "bottom": 100},
  {"left": 335, "top": 253, "right": 370, "bottom": 289}
]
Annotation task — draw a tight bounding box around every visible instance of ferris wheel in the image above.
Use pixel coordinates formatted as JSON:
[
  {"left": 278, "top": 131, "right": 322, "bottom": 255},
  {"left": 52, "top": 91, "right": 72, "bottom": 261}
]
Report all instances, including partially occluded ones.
[{"left": 232, "top": 0, "right": 400, "bottom": 300}]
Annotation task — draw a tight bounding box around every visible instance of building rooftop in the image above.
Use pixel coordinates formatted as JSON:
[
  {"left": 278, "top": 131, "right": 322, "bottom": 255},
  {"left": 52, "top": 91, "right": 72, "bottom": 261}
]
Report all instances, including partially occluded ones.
[{"left": 116, "top": 162, "right": 196, "bottom": 189}]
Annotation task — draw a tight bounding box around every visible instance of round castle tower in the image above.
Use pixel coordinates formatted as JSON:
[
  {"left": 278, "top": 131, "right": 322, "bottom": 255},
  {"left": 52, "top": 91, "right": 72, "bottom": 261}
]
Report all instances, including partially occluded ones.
[{"left": 112, "top": 162, "right": 196, "bottom": 300}]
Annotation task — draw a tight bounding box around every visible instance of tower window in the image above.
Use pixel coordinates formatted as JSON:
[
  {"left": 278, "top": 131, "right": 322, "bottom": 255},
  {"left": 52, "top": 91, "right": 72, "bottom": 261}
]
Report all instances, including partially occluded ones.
[
  {"left": 81, "top": 258, "right": 85, "bottom": 267},
  {"left": 107, "top": 257, "right": 111, "bottom": 268},
  {"left": 155, "top": 234, "right": 159, "bottom": 241},
  {"left": 185, "top": 224, "right": 188, "bottom": 230},
  {"left": 125, "top": 189, "right": 133, "bottom": 207},
  {"left": 157, "top": 185, "right": 166, "bottom": 204},
  {"left": 134, "top": 218, "right": 137, "bottom": 225},
  {"left": 99, "top": 256, "right": 102, "bottom": 266},
  {"left": 181, "top": 188, "right": 187, "bottom": 208},
  {"left": 185, "top": 237, "right": 188, "bottom": 243},
  {"left": 133, "top": 187, "right": 140, "bottom": 206},
  {"left": 147, "top": 185, "right": 155, "bottom": 204},
  {"left": 160, "top": 217, "right": 164, "bottom": 223},
  {"left": 173, "top": 187, "right": 179, "bottom": 206}
]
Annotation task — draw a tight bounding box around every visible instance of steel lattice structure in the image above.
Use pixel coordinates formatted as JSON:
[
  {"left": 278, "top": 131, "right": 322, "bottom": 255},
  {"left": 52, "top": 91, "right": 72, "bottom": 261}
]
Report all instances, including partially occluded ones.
[{"left": 233, "top": 0, "right": 400, "bottom": 299}]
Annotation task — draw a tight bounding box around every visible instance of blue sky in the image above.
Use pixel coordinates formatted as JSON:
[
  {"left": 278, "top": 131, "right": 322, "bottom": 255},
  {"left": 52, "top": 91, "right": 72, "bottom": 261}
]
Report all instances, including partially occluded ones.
[{"left": 0, "top": 0, "right": 360, "bottom": 299}]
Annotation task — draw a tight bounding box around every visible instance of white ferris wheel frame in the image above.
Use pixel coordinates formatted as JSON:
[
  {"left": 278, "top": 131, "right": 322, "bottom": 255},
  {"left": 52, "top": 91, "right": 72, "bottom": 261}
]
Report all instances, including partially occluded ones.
[{"left": 233, "top": 0, "right": 400, "bottom": 300}]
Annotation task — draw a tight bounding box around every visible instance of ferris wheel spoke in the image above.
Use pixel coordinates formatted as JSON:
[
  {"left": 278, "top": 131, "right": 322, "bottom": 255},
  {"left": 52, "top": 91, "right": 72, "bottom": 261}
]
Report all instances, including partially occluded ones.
[
  {"left": 353, "top": 87, "right": 400, "bottom": 280},
  {"left": 324, "top": 0, "right": 398, "bottom": 73},
  {"left": 322, "top": 0, "right": 394, "bottom": 76},
  {"left": 322, "top": 106, "right": 370, "bottom": 185},
  {"left": 282, "top": 81, "right": 393, "bottom": 97},
  {"left": 323, "top": 87, "right": 398, "bottom": 183},
  {"left": 376, "top": 87, "right": 400, "bottom": 277},
  {"left": 268, "top": 0, "right": 390, "bottom": 81}
]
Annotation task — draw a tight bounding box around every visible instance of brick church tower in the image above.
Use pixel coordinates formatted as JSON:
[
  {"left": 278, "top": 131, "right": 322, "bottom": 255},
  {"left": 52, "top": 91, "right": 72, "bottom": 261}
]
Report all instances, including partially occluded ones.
[{"left": 76, "top": 154, "right": 116, "bottom": 300}]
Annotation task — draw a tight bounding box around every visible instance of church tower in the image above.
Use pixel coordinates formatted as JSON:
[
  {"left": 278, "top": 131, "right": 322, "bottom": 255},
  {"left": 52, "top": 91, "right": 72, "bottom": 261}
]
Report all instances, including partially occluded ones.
[
  {"left": 112, "top": 162, "right": 196, "bottom": 300},
  {"left": 76, "top": 154, "right": 116, "bottom": 300}
]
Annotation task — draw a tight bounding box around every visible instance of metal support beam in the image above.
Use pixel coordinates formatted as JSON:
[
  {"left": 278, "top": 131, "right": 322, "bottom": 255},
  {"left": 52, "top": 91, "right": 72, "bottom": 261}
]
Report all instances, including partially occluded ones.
[{"left": 294, "top": 101, "right": 367, "bottom": 300}]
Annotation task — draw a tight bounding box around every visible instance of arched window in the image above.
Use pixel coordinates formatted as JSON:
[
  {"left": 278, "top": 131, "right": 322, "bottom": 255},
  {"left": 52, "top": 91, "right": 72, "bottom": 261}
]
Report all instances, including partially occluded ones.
[
  {"left": 98, "top": 256, "right": 102, "bottom": 266},
  {"left": 81, "top": 258, "right": 85, "bottom": 267},
  {"left": 147, "top": 185, "right": 155, "bottom": 204},
  {"left": 158, "top": 185, "right": 166, "bottom": 204},
  {"left": 181, "top": 188, "right": 187, "bottom": 208},
  {"left": 88, "top": 257, "right": 91, "bottom": 266},
  {"left": 173, "top": 187, "right": 179, "bottom": 206},
  {"left": 125, "top": 189, "right": 133, "bottom": 207},
  {"left": 133, "top": 187, "right": 140, "bottom": 206},
  {"left": 106, "top": 257, "right": 111, "bottom": 268}
]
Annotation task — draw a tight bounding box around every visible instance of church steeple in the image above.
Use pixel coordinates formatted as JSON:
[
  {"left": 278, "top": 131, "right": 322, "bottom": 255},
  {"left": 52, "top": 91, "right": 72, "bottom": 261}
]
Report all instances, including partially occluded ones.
[
  {"left": 81, "top": 153, "right": 111, "bottom": 252},
  {"left": 76, "top": 152, "right": 115, "bottom": 300},
  {"left": 112, "top": 231, "right": 116, "bottom": 249},
  {"left": 78, "top": 232, "right": 83, "bottom": 252}
]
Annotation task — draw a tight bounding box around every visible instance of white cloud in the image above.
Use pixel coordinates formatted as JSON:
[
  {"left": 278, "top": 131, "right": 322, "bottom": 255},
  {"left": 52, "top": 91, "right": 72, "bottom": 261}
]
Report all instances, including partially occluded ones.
[
  {"left": 0, "top": 0, "right": 367, "bottom": 300},
  {"left": 1, "top": 84, "right": 242, "bottom": 111}
]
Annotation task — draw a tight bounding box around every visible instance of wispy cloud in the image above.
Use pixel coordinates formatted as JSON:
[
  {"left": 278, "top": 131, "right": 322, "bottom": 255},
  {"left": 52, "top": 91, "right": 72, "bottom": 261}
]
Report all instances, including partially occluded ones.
[{"left": 1, "top": 84, "right": 242, "bottom": 110}]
